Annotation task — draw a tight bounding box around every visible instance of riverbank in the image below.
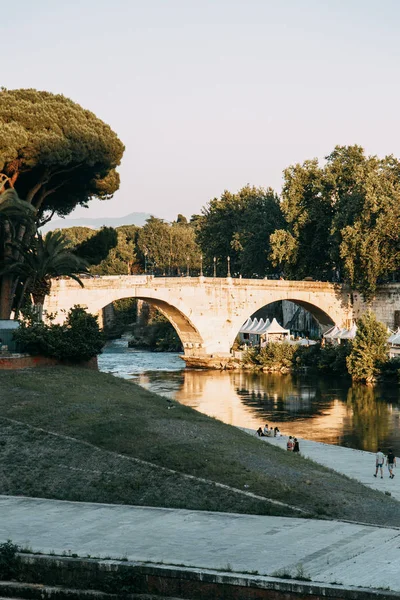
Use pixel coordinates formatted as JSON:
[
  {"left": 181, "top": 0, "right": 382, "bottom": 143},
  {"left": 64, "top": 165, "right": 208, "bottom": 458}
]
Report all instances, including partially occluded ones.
[
  {"left": 0, "top": 366, "right": 399, "bottom": 525},
  {"left": 244, "top": 429, "right": 400, "bottom": 502}
]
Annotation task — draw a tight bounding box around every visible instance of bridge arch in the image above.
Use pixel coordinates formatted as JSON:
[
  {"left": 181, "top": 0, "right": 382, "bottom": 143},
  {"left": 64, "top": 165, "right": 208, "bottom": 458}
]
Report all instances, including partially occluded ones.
[
  {"left": 227, "top": 297, "right": 338, "bottom": 351},
  {"left": 107, "top": 295, "right": 205, "bottom": 353}
]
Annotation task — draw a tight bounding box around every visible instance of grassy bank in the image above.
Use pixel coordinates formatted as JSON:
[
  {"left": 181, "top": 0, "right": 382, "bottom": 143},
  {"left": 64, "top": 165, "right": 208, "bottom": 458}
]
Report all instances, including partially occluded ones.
[{"left": 0, "top": 367, "right": 399, "bottom": 525}]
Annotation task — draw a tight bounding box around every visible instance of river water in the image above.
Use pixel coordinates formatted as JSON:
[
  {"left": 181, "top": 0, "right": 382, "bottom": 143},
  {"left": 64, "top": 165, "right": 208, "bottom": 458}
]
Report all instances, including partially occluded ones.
[{"left": 98, "top": 337, "right": 400, "bottom": 455}]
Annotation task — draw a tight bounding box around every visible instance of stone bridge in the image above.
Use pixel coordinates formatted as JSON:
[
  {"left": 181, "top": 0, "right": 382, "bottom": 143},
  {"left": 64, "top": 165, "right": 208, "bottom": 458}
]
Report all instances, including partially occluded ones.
[{"left": 44, "top": 276, "right": 400, "bottom": 365}]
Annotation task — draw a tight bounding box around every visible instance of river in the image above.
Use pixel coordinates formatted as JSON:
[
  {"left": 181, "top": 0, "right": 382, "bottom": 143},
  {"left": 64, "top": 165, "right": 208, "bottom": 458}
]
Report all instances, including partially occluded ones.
[{"left": 98, "top": 337, "right": 400, "bottom": 455}]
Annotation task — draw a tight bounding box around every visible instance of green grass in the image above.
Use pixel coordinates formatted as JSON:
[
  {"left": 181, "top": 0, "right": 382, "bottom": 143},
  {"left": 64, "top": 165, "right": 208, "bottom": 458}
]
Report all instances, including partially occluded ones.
[{"left": 0, "top": 366, "right": 399, "bottom": 525}]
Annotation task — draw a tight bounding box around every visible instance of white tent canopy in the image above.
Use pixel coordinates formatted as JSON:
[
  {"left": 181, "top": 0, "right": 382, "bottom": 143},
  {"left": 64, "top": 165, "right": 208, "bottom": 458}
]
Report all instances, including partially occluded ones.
[
  {"left": 388, "top": 328, "right": 400, "bottom": 343},
  {"left": 323, "top": 325, "right": 340, "bottom": 339},
  {"left": 240, "top": 317, "right": 288, "bottom": 338},
  {"left": 263, "top": 318, "right": 290, "bottom": 336},
  {"left": 389, "top": 333, "right": 400, "bottom": 346},
  {"left": 240, "top": 317, "right": 271, "bottom": 334},
  {"left": 239, "top": 317, "right": 252, "bottom": 333},
  {"left": 340, "top": 324, "right": 357, "bottom": 339},
  {"left": 254, "top": 318, "right": 271, "bottom": 334},
  {"left": 295, "top": 338, "right": 317, "bottom": 346},
  {"left": 324, "top": 324, "right": 357, "bottom": 341}
]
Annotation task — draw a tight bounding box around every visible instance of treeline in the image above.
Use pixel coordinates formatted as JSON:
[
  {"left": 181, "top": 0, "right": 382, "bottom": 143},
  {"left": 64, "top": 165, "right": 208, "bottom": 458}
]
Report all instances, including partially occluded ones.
[
  {"left": 61, "top": 215, "right": 200, "bottom": 276},
  {"left": 61, "top": 145, "right": 400, "bottom": 300}
]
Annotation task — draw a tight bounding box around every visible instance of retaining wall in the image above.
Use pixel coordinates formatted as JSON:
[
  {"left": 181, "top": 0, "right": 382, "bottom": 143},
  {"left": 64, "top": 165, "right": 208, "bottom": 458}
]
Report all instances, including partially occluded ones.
[{"left": 8, "top": 554, "right": 396, "bottom": 600}]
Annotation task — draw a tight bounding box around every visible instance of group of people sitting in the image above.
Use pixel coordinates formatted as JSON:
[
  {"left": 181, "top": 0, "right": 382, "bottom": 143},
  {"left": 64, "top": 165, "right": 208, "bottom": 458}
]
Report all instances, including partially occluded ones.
[
  {"left": 256, "top": 424, "right": 281, "bottom": 438},
  {"left": 256, "top": 425, "right": 300, "bottom": 453}
]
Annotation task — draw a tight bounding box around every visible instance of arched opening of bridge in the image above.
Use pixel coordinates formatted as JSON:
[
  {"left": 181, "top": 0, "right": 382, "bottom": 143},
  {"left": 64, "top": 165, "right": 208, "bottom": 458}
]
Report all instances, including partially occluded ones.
[
  {"left": 233, "top": 299, "right": 335, "bottom": 350},
  {"left": 101, "top": 296, "right": 204, "bottom": 356}
]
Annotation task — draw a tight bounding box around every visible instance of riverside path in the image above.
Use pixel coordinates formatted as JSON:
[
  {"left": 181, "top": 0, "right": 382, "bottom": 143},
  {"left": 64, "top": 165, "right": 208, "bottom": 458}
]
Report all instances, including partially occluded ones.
[{"left": 1, "top": 438, "right": 400, "bottom": 596}]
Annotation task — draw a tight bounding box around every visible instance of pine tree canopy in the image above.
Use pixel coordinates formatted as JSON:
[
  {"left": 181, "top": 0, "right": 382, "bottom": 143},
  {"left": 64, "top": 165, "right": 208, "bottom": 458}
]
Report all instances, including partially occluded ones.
[{"left": 0, "top": 89, "right": 125, "bottom": 225}]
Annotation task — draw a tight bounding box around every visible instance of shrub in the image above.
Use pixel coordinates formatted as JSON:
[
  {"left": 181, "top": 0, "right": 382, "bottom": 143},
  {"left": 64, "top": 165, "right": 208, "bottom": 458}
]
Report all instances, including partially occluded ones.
[
  {"left": 378, "top": 357, "right": 400, "bottom": 381},
  {"left": 294, "top": 343, "right": 321, "bottom": 368},
  {"left": 14, "top": 306, "right": 105, "bottom": 363},
  {"left": 258, "top": 342, "right": 296, "bottom": 370},
  {"left": 347, "top": 312, "right": 388, "bottom": 382},
  {"left": 0, "top": 540, "right": 20, "bottom": 580},
  {"left": 241, "top": 347, "right": 261, "bottom": 366},
  {"left": 317, "top": 343, "right": 352, "bottom": 375}
]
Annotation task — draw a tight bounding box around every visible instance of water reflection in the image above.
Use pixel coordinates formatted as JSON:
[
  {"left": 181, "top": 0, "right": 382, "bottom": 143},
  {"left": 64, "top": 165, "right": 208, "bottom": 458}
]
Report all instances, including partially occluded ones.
[
  {"left": 344, "top": 386, "right": 392, "bottom": 452},
  {"left": 100, "top": 341, "right": 400, "bottom": 454},
  {"left": 135, "top": 369, "right": 400, "bottom": 454}
]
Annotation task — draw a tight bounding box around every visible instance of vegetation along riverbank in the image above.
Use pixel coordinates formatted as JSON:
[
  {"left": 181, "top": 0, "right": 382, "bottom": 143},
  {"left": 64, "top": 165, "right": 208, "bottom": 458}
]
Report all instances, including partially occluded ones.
[{"left": 0, "top": 366, "right": 399, "bottom": 527}]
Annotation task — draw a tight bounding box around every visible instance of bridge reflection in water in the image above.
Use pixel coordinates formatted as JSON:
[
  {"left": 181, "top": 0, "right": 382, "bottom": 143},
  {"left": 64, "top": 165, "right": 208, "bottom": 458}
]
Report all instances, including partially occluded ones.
[{"left": 136, "top": 368, "right": 400, "bottom": 454}]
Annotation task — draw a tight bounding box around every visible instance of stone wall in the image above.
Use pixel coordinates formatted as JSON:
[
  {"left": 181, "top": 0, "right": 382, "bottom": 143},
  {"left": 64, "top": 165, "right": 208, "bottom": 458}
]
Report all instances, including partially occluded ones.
[
  {"left": 0, "top": 354, "right": 98, "bottom": 370},
  {"left": 7, "top": 553, "right": 389, "bottom": 600}
]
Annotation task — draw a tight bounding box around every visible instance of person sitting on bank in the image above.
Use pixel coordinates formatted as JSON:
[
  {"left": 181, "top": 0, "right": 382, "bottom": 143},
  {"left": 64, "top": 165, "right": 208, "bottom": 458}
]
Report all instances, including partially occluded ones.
[
  {"left": 274, "top": 426, "right": 281, "bottom": 437},
  {"left": 256, "top": 427, "right": 265, "bottom": 437},
  {"left": 263, "top": 424, "right": 269, "bottom": 436}
]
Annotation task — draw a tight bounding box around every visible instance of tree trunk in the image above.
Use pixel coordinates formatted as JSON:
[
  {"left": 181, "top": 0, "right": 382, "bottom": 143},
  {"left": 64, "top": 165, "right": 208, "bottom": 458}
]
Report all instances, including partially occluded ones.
[
  {"left": 0, "top": 219, "right": 15, "bottom": 319},
  {"left": 33, "top": 302, "right": 44, "bottom": 322},
  {"left": 0, "top": 274, "right": 14, "bottom": 319}
]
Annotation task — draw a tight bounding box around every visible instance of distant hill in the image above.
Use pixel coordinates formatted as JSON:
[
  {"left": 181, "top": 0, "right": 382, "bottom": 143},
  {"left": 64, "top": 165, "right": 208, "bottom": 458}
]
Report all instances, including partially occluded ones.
[{"left": 41, "top": 212, "right": 151, "bottom": 232}]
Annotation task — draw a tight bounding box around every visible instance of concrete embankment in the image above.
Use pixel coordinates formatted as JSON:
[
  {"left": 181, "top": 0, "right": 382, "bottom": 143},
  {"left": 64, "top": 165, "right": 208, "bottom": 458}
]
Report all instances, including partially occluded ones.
[{"left": 1, "top": 495, "right": 400, "bottom": 598}]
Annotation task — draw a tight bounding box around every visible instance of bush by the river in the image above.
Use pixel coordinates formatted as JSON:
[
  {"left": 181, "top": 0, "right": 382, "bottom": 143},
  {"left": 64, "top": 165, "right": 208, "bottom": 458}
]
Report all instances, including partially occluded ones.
[
  {"left": 14, "top": 306, "right": 105, "bottom": 362},
  {"left": 378, "top": 357, "right": 400, "bottom": 381},
  {"left": 243, "top": 342, "right": 297, "bottom": 371},
  {"left": 244, "top": 341, "right": 351, "bottom": 375},
  {"left": 346, "top": 312, "right": 389, "bottom": 383}
]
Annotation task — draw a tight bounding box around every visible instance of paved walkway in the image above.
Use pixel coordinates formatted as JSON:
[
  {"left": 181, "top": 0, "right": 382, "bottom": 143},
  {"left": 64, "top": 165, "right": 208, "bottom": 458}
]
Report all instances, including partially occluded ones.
[
  {"left": 1, "top": 495, "right": 400, "bottom": 594},
  {"left": 242, "top": 428, "right": 400, "bottom": 502},
  {"left": 2, "top": 434, "right": 400, "bottom": 594}
]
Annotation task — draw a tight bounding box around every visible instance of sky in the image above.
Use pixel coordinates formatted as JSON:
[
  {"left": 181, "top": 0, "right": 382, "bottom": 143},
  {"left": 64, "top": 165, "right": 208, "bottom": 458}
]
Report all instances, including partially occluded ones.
[{"left": 3, "top": 0, "right": 400, "bottom": 222}]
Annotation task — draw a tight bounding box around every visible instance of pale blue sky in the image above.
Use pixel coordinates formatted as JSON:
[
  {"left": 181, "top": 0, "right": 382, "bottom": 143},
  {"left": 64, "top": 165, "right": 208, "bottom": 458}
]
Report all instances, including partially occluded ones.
[{"left": 3, "top": 0, "right": 400, "bottom": 221}]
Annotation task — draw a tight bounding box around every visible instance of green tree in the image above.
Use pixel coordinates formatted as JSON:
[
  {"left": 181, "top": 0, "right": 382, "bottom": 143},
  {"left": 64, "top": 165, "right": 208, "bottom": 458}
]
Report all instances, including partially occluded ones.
[
  {"left": 75, "top": 227, "right": 118, "bottom": 265},
  {"left": 58, "top": 226, "right": 96, "bottom": 249},
  {"left": 270, "top": 159, "right": 333, "bottom": 279},
  {"left": 346, "top": 312, "right": 388, "bottom": 383},
  {"left": 0, "top": 89, "right": 124, "bottom": 225},
  {"left": 136, "top": 217, "right": 200, "bottom": 275},
  {"left": 136, "top": 217, "right": 170, "bottom": 274},
  {"left": 1, "top": 231, "right": 88, "bottom": 320},
  {"left": 90, "top": 229, "right": 137, "bottom": 275},
  {"left": 0, "top": 89, "right": 124, "bottom": 318},
  {"left": 197, "top": 186, "right": 283, "bottom": 277},
  {"left": 337, "top": 160, "right": 400, "bottom": 298},
  {"left": 170, "top": 221, "right": 200, "bottom": 275},
  {"left": 270, "top": 145, "right": 400, "bottom": 296}
]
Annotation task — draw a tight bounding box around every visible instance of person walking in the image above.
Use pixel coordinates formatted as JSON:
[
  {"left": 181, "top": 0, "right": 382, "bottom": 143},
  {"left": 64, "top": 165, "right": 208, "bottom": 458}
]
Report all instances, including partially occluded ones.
[
  {"left": 374, "top": 448, "right": 385, "bottom": 479},
  {"left": 387, "top": 449, "right": 397, "bottom": 479},
  {"left": 286, "top": 436, "right": 294, "bottom": 451},
  {"left": 293, "top": 438, "right": 300, "bottom": 453}
]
